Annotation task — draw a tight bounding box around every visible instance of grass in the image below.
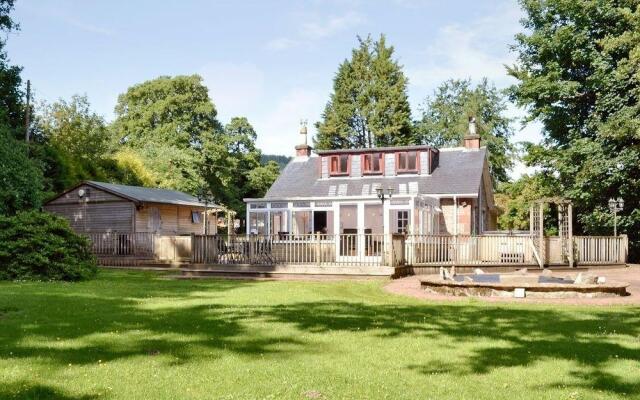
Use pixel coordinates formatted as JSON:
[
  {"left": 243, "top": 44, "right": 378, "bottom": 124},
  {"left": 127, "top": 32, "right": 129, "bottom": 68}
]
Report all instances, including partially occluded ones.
[{"left": 0, "top": 270, "right": 639, "bottom": 400}]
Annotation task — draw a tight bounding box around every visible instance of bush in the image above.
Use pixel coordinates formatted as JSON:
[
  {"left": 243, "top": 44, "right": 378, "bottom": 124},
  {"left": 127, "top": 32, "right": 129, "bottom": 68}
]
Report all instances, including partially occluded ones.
[{"left": 0, "top": 211, "right": 97, "bottom": 281}]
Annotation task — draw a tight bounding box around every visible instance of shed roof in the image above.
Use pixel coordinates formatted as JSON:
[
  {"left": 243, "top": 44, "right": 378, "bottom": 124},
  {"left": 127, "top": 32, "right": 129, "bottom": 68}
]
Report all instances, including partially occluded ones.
[
  {"left": 258, "top": 148, "right": 487, "bottom": 200},
  {"left": 46, "top": 181, "right": 221, "bottom": 208}
]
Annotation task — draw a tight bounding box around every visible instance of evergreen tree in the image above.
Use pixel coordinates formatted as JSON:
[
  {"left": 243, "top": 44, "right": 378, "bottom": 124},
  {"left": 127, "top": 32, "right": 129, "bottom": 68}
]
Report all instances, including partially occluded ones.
[
  {"left": 414, "top": 78, "right": 515, "bottom": 184},
  {"left": 315, "top": 35, "right": 412, "bottom": 149}
]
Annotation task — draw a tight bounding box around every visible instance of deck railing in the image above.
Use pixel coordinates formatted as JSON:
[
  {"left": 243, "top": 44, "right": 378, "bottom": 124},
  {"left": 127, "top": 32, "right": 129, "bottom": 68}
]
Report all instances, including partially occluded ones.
[
  {"left": 84, "top": 232, "right": 627, "bottom": 267},
  {"left": 574, "top": 235, "right": 628, "bottom": 265},
  {"left": 406, "top": 234, "right": 534, "bottom": 266},
  {"left": 86, "top": 232, "right": 156, "bottom": 257},
  {"left": 191, "top": 234, "right": 387, "bottom": 266}
]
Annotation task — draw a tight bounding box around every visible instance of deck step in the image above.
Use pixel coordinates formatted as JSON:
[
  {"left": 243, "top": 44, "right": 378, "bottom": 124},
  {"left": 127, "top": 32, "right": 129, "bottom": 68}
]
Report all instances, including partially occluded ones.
[{"left": 179, "top": 264, "right": 394, "bottom": 278}]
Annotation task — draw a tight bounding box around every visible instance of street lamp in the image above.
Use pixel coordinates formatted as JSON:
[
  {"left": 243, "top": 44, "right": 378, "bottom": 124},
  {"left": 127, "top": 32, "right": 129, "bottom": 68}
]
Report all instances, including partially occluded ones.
[
  {"left": 608, "top": 197, "right": 624, "bottom": 236},
  {"left": 197, "top": 188, "right": 216, "bottom": 235},
  {"left": 376, "top": 187, "right": 394, "bottom": 204}
]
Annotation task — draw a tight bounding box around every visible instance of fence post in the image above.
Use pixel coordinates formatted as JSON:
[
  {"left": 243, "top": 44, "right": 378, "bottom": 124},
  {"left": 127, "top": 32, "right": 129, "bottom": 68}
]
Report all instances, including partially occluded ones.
[
  {"left": 190, "top": 233, "right": 196, "bottom": 263},
  {"left": 315, "top": 232, "right": 321, "bottom": 264}
]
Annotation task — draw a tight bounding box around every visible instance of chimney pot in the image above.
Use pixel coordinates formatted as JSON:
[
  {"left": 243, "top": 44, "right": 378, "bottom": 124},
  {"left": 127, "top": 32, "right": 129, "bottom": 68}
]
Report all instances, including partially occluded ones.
[
  {"left": 296, "top": 120, "right": 312, "bottom": 157},
  {"left": 463, "top": 116, "right": 481, "bottom": 150}
]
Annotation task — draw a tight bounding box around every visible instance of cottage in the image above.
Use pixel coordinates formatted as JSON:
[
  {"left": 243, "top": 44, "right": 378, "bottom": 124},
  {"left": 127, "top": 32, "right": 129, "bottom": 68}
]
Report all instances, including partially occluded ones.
[
  {"left": 244, "top": 120, "right": 497, "bottom": 240},
  {"left": 44, "top": 181, "right": 223, "bottom": 235}
]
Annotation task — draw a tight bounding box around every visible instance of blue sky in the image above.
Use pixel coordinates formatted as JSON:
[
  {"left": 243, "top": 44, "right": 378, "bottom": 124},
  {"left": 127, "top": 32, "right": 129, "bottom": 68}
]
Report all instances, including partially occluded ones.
[{"left": 6, "top": 0, "right": 541, "bottom": 173}]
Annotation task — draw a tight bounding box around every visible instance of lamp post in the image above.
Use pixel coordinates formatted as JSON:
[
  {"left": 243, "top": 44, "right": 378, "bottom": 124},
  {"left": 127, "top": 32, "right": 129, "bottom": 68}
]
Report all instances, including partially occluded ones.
[
  {"left": 375, "top": 187, "right": 394, "bottom": 204},
  {"left": 608, "top": 197, "right": 624, "bottom": 237}
]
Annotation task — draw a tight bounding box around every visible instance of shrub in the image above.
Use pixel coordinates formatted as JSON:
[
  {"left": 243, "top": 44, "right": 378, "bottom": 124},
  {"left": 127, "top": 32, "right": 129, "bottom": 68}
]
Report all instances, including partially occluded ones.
[{"left": 0, "top": 211, "right": 97, "bottom": 281}]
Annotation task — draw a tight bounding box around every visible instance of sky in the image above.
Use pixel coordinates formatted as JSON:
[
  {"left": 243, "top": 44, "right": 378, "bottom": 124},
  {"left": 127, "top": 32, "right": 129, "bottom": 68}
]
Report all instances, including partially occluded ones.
[{"left": 5, "top": 0, "right": 542, "bottom": 176}]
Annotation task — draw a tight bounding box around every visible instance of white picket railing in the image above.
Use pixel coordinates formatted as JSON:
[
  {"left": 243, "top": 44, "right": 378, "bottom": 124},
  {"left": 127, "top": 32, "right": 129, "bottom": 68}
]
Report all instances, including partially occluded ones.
[
  {"left": 191, "top": 234, "right": 387, "bottom": 266},
  {"left": 574, "top": 235, "right": 628, "bottom": 265},
  {"left": 405, "top": 234, "right": 534, "bottom": 266},
  {"left": 85, "top": 232, "right": 627, "bottom": 267}
]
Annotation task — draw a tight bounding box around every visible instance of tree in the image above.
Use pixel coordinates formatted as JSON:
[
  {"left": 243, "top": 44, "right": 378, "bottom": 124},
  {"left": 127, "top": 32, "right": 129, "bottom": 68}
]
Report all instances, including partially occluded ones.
[
  {"left": 495, "top": 173, "right": 560, "bottom": 234},
  {"left": 112, "top": 75, "right": 222, "bottom": 192},
  {"left": 36, "top": 95, "right": 111, "bottom": 186},
  {"left": 509, "top": 0, "right": 640, "bottom": 259},
  {"left": 414, "top": 79, "right": 515, "bottom": 184},
  {"left": 0, "top": 128, "right": 44, "bottom": 215},
  {"left": 315, "top": 35, "right": 413, "bottom": 149},
  {"left": 0, "top": 0, "right": 25, "bottom": 136},
  {"left": 201, "top": 117, "right": 277, "bottom": 215}
]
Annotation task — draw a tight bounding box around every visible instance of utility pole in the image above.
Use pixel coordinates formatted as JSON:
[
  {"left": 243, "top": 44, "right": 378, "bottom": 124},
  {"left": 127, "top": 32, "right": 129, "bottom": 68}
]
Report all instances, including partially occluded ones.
[{"left": 24, "top": 80, "right": 31, "bottom": 143}]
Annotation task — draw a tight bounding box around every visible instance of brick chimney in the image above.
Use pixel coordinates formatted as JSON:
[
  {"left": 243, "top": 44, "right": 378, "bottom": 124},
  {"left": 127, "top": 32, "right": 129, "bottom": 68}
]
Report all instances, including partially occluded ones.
[
  {"left": 295, "top": 120, "right": 312, "bottom": 157},
  {"left": 463, "top": 116, "right": 481, "bottom": 150}
]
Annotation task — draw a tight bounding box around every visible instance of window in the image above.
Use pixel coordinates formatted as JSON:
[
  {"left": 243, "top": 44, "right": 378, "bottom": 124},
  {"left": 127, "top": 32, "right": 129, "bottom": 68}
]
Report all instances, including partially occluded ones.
[
  {"left": 362, "top": 153, "right": 383, "bottom": 174},
  {"left": 396, "top": 151, "right": 418, "bottom": 173},
  {"left": 397, "top": 210, "right": 409, "bottom": 233},
  {"left": 329, "top": 154, "right": 350, "bottom": 176},
  {"left": 191, "top": 211, "right": 201, "bottom": 224}
]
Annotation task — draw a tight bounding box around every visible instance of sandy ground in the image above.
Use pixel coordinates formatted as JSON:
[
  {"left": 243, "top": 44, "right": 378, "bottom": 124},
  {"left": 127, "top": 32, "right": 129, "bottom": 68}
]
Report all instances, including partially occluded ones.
[{"left": 384, "top": 265, "right": 640, "bottom": 306}]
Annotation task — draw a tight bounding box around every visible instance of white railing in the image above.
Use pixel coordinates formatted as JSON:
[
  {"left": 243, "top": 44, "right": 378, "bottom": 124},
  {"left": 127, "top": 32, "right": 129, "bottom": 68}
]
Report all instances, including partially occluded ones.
[
  {"left": 191, "top": 234, "right": 387, "bottom": 266},
  {"left": 406, "top": 234, "right": 534, "bottom": 266},
  {"left": 574, "top": 235, "right": 628, "bottom": 265},
  {"left": 85, "top": 232, "right": 627, "bottom": 267}
]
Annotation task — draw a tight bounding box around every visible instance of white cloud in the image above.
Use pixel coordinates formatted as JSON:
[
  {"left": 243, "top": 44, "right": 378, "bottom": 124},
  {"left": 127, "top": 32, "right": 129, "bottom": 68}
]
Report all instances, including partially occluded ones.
[
  {"left": 265, "top": 11, "right": 366, "bottom": 51},
  {"left": 198, "top": 62, "right": 265, "bottom": 121},
  {"left": 406, "top": 2, "right": 521, "bottom": 92},
  {"left": 265, "top": 37, "right": 300, "bottom": 51},
  {"left": 301, "top": 11, "right": 366, "bottom": 39},
  {"left": 253, "top": 88, "right": 326, "bottom": 155}
]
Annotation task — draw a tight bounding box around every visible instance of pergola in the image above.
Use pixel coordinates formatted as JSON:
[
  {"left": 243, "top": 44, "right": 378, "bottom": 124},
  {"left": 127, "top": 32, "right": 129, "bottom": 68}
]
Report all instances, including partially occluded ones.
[{"left": 529, "top": 197, "right": 574, "bottom": 268}]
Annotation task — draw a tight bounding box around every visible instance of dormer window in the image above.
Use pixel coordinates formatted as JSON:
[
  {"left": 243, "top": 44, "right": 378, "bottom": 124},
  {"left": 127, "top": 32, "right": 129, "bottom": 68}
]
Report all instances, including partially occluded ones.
[
  {"left": 396, "top": 151, "right": 418, "bottom": 174},
  {"left": 329, "top": 154, "right": 350, "bottom": 176},
  {"left": 362, "top": 153, "right": 383, "bottom": 175}
]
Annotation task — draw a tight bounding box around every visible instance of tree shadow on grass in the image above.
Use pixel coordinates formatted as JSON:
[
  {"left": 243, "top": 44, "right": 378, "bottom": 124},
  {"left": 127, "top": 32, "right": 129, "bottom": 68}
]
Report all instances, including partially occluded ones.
[
  {"left": 251, "top": 301, "right": 640, "bottom": 395},
  {"left": 0, "top": 273, "right": 309, "bottom": 367},
  {"left": 0, "top": 381, "right": 98, "bottom": 400},
  {"left": 1, "top": 272, "right": 639, "bottom": 396}
]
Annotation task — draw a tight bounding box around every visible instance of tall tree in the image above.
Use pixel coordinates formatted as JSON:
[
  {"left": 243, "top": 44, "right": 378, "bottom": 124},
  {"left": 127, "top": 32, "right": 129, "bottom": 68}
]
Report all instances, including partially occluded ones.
[
  {"left": 414, "top": 78, "right": 515, "bottom": 183},
  {"left": 509, "top": 0, "right": 640, "bottom": 259},
  {"left": 0, "top": 127, "right": 43, "bottom": 215},
  {"left": 0, "top": 0, "right": 24, "bottom": 135},
  {"left": 315, "top": 35, "right": 413, "bottom": 149},
  {"left": 112, "top": 75, "right": 222, "bottom": 192},
  {"left": 36, "top": 95, "right": 110, "bottom": 187},
  {"left": 201, "top": 117, "right": 278, "bottom": 214}
]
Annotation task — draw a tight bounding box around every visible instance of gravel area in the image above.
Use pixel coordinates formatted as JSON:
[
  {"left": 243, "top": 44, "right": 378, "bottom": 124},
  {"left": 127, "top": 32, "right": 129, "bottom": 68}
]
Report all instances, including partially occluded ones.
[{"left": 384, "top": 265, "right": 640, "bottom": 306}]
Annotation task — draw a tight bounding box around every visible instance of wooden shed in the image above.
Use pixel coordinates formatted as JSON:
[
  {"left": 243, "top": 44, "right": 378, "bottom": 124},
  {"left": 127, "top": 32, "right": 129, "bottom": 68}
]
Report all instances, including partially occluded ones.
[{"left": 44, "top": 181, "right": 223, "bottom": 235}]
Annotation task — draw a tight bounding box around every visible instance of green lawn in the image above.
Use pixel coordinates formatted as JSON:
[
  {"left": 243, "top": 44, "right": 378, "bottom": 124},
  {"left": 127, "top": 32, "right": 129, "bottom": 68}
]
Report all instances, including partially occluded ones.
[{"left": 0, "top": 270, "right": 639, "bottom": 400}]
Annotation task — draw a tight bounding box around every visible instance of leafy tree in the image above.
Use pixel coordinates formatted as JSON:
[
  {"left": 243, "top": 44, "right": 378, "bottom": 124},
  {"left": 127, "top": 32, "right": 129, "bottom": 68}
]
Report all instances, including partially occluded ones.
[
  {"left": 35, "top": 95, "right": 111, "bottom": 187},
  {"left": 509, "top": 0, "right": 640, "bottom": 259},
  {"left": 315, "top": 35, "right": 412, "bottom": 149},
  {"left": 0, "top": 128, "right": 44, "bottom": 215},
  {"left": 261, "top": 154, "right": 291, "bottom": 170},
  {"left": 246, "top": 161, "right": 281, "bottom": 198},
  {"left": 0, "top": 0, "right": 24, "bottom": 135},
  {"left": 414, "top": 79, "right": 515, "bottom": 183},
  {"left": 112, "top": 75, "right": 222, "bottom": 192},
  {"left": 201, "top": 117, "right": 277, "bottom": 214},
  {"left": 495, "top": 173, "right": 560, "bottom": 234}
]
